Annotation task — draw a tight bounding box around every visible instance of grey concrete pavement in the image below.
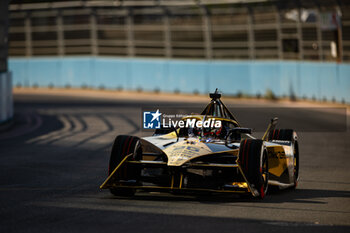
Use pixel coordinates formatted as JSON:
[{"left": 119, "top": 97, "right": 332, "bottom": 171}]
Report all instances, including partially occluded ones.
[{"left": 0, "top": 92, "right": 349, "bottom": 233}]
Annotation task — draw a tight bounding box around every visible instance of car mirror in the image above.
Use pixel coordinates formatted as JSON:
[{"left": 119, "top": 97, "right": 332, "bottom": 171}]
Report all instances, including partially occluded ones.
[{"left": 225, "top": 128, "right": 252, "bottom": 148}]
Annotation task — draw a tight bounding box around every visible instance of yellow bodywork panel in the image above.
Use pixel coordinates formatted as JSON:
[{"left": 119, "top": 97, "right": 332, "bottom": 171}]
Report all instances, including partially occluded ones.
[
  {"left": 267, "top": 146, "right": 288, "bottom": 177},
  {"left": 164, "top": 139, "right": 212, "bottom": 166},
  {"left": 100, "top": 153, "right": 132, "bottom": 189},
  {"left": 231, "top": 182, "right": 248, "bottom": 188}
]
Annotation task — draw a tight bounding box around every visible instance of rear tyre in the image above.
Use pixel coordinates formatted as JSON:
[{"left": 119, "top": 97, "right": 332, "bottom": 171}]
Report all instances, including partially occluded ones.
[
  {"left": 108, "top": 135, "right": 142, "bottom": 197},
  {"left": 268, "top": 129, "right": 293, "bottom": 141},
  {"left": 292, "top": 140, "right": 299, "bottom": 188},
  {"left": 269, "top": 129, "right": 299, "bottom": 188},
  {"left": 239, "top": 139, "right": 268, "bottom": 199}
]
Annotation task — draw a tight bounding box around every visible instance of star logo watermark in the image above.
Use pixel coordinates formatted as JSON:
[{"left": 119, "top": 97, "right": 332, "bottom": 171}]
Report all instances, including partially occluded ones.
[{"left": 143, "top": 109, "right": 162, "bottom": 129}]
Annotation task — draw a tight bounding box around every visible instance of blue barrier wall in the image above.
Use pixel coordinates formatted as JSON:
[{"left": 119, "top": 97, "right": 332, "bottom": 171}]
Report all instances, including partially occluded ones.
[{"left": 9, "top": 57, "right": 350, "bottom": 103}]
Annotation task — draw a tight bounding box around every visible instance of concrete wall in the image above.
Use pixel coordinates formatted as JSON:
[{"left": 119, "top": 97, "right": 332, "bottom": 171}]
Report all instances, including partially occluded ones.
[
  {"left": 0, "top": 71, "right": 13, "bottom": 123},
  {"left": 9, "top": 57, "right": 350, "bottom": 103}
]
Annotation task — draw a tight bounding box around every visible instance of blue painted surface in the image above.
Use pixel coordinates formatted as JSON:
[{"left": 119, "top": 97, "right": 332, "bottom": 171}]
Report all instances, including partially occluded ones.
[
  {"left": 131, "top": 59, "right": 167, "bottom": 91},
  {"left": 208, "top": 61, "right": 251, "bottom": 95},
  {"left": 60, "top": 57, "right": 94, "bottom": 87},
  {"left": 8, "top": 57, "right": 350, "bottom": 103}
]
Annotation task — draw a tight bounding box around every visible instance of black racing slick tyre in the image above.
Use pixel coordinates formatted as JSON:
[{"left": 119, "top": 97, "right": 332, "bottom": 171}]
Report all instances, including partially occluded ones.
[
  {"left": 239, "top": 139, "right": 268, "bottom": 199},
  {"left": 269, "top": 129, "right": 293, "bottom": 141},
  {"left": 269, "top": 129, "right": 299, "bottom": 188},
  {"left": 292, "top": 140, "right": 299, "bottom": 188},
  {"left": 108, "top": 135, "right": 142, "bottom": 197}
]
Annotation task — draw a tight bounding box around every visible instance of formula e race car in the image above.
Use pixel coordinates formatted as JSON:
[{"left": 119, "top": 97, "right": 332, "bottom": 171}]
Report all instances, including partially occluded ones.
[{"left": 100, "top": 90, "right": 299, "bottom": 199}]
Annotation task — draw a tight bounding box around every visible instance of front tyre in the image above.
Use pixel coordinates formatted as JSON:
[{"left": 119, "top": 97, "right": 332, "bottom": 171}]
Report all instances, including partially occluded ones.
[
  {"left": 108, "top": 135, "right": 142, "bottom": 197},
  {"left": 292, "top": 140, "right": 299, "bottom": 188},
  {"left": 239, "top": 139, "right": 268, "bottom": 199},
  {"left": 110, "top": 187, "right": 135, "bottom": 197}
]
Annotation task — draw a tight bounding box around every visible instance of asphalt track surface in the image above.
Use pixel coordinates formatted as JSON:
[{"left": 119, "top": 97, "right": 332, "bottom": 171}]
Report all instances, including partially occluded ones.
[{"left": 0, "top": 92, "right": 349, "bottom": 233}]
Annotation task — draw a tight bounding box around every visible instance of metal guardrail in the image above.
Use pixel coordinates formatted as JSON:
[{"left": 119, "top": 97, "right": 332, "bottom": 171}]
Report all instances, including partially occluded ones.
[
  {"left": 8, "top": 1, "right": 350, "bottom": 62},
  {"left": 10, "top": 0, "right": 275, "bottom": 10}
]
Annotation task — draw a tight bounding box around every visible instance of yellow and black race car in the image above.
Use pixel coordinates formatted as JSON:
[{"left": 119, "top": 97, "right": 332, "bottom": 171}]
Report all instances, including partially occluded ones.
[{"left": 100, "top": 90, "right": 299, "bottom": 199}]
